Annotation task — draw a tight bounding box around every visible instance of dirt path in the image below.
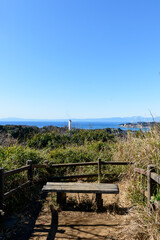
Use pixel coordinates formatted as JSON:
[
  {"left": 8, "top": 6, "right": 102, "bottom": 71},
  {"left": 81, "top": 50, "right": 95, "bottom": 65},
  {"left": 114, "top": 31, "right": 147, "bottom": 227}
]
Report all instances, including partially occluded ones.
[{"left": 28, "top": 181, "right": 146, "bottom": 240}]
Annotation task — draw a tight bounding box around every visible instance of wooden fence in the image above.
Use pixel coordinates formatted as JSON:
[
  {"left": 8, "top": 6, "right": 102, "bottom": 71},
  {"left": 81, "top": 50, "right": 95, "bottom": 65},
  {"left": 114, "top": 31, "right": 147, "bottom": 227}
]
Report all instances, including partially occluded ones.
[
  {"left": 0, "top": 159, "right": 133, "bottom": 216},
  {"left": 134, "top": 165, "right": 160, "bottom": 209},
  {"left": 1, "top": 159, "right": 159, "bottom": 218}
]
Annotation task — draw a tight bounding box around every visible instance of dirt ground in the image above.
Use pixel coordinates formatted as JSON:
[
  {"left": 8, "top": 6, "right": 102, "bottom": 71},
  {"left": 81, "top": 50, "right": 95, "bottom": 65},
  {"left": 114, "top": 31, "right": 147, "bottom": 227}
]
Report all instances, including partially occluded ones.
[{"left": 26, "top": 181, "right": 146, "bottom": 240}]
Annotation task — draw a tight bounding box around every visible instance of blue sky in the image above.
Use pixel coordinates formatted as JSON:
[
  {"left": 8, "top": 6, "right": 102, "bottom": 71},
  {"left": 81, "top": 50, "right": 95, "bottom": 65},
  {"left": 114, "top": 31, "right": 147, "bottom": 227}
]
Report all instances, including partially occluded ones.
[{"left": 0, "top": 0, "right": 160, "bottom": 119}]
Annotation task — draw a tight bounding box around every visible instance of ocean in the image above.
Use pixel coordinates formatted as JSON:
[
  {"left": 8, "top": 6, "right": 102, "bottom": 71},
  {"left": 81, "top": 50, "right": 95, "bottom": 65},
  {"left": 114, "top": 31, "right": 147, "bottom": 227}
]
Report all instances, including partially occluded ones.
[{"left": 0, "top": 121, "right": 144, "bottom": 131}]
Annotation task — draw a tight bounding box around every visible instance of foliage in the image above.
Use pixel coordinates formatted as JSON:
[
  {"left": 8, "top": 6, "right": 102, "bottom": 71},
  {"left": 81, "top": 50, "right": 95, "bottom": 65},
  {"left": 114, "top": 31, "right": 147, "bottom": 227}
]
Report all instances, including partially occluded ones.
[
  {"left": 49, "top": 145, "right": 98, "bottom": 164},
  {"left": 150, "top": 190, "right": 160, "bottom": 204},
  {"left": 27, "top": 128, "right": 117, "bottom": 149},
  {"left": 0, "top": 124, "right": 68, "bottom": 145},
  {"left": 27, "top": 132, "right": 70, "bottom": 149},
  {"left": 0, "top": 125, "right": 39, "bottom": 142},
  {"left": 0, "top": 145, "right": 45, "bottom": 170}
]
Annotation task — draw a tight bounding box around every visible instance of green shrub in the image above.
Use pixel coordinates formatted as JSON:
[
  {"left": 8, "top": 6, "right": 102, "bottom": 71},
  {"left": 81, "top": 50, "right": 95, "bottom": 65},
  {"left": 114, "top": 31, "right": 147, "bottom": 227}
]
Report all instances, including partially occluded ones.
[
  {"left": 0, "top": 146, "right": 45, "bottom": 170},
  {"left": 49, "top": 145, "right": 97, "bottom": 164}
]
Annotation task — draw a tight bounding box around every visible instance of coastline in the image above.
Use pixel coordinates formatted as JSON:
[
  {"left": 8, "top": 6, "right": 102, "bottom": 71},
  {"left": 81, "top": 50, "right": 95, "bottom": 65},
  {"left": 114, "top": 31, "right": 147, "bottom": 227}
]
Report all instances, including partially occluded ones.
[
  {"left": 119, "top": 121, "right": 158, "bottom": 129},
  {"left": 0, "top": 120, "right": 153, "bottom": 131},
  {"left": 0, "top": 121, "right": 123, "bottom": 130}
]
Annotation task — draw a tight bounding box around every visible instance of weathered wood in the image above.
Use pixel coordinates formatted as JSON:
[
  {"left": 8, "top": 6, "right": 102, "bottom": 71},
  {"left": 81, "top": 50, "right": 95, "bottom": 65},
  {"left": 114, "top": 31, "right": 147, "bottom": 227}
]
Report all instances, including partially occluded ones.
[
  {"left": 27, "top": 160, "right": 33, "bottom": 185},
  {"left": 57, "top": 192, "right": 66, "bottom": 206},
  {"left": 2, "top": 161, "right": 134, "bottom": 178},
  {"left": 4, "top": 166, "right": 30, "bottom": 178},
  {"left": 147, "top": 165, "right": 156, "bottom": 208},
  {"left": 50, "top": 173, "right": 120, "bottom": 181},
  {"left": 50, "top": 162, "right": 97, "bottom": 167},
  {"left": 0, "top": 168, "right": 4, "bottom": 205},
  {"left": 0, "top": 168, "right": 4, "bottom": 216},
  {"left": 95, "top": 193, "right": 103, "bottom": 210},
  {"left": 134, "top": 168, "right": 147, "bottom": 176},
  {"left": 43, "top": 182, "right": 118, "bottom": 210},
  {"left": 102, "top": 161, "right": 134, "bottom": 165},
  {"left": 33, "top": 161, "right": 133, "bottom": 169},
  {"left": 53, "top": 161, "right": 134, "bottom": 166},
  {"left": 151, "top": 172, "right": 160, "bottom": 185},
  {"left": 46, "top": 182, "right": 118, "bottom": 187},
  {"left": 42, "top": 182, "right": 119, "bottom": 194},
  {"left": 32, "top": 164, "right": 47, "bottom": 169},
  {"left": 98, "top": 158, "right": 101, "bottom": 183},
  {"left": 134, "top": 165, "right": 160, "bottom": 209},
  {"left": 4, "top": 181, "right": 31, "bottom": 199}
]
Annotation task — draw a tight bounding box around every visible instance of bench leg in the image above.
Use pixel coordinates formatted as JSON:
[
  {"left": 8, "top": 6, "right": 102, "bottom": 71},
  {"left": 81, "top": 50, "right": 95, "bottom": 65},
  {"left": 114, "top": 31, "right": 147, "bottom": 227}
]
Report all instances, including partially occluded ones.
[
  {"left": 57, "top": 192, "right": 66, "bottom": 207},
  {"left": 95, "top": 193, "right": 103, "bottom": 210}
]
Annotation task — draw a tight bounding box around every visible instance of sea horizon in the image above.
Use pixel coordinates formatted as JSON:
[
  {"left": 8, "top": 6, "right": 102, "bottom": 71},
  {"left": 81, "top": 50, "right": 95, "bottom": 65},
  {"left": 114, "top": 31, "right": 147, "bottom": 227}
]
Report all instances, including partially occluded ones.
[
  {"left": 0, "top": 120, "right": 147, "bottom": 131},
  {"left": 0, "top": 116, "right": 158, "bottom": 122}
]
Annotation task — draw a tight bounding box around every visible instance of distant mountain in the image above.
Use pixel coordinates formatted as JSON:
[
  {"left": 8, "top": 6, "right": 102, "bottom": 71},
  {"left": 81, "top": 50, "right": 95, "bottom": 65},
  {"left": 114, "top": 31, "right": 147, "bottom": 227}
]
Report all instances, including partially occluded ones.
[
  {"left": 0, "top": 118, "right": 56, "bottom": 122},
  {"left": 0, "top": 117, "right": 26, "bottom": 121},
  {"left": 0, "top": 116, "right": 160, "bottom": 123},
  {"left": 70, "top": 116, "right": 160, "bottom": 122},
  {"left": 0, "top": 117, "right": 33, "bottom": 122}
]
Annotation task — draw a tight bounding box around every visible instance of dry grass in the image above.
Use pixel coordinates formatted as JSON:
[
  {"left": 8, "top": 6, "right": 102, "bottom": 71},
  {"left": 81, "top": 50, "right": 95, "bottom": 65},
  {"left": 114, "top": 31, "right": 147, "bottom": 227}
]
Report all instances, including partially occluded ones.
[
  {"left": 112, "top": 128, "right": 160, "bottom": 168},
  {"left": 111, "top": 126, "right": 160, "bottom": 239}
]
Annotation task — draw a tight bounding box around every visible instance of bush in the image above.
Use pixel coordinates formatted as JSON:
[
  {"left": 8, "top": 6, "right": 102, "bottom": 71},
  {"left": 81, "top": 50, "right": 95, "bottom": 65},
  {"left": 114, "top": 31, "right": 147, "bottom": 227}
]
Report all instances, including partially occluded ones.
[
  {"left": 27, "top": 129, "right": 116, "bottom": 150},
  {"left": 0, "top": 146, "right": 45, "bottom": 170},
  {"left": 49, "top": 145, "right": 98, "bottom": 164}
]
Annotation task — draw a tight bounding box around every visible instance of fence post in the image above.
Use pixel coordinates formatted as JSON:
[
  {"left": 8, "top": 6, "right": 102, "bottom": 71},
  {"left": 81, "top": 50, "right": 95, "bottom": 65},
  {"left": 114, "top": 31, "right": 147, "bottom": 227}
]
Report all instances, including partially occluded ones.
[
  {"left": 98, "top": 158, "right": 101, "bottom": 183},
  {"left": 0, "top": 168, "right": 4, "bottom": 229},
  {"left": 27, "top": 160, "right": 33, "bottom": 185},
  {"left": 147, "top": 164, "right": 156, "bottom": 208}
]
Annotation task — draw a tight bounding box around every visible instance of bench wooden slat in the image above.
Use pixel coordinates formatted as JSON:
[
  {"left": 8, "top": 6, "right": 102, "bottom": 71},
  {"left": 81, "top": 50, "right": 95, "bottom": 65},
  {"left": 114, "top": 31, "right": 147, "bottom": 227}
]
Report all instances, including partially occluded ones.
[
  {"left": 42, "top": 182, "right": 119, "bottom": 194},
  {"left": 46, "top": 182, "right": 118, "bottom": 188}
]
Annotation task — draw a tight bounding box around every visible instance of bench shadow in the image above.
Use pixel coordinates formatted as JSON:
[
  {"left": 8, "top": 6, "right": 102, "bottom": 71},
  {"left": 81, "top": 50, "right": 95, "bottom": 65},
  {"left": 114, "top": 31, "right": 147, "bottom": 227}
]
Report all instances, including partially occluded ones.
[
  {"left": 25, "top": 200, "right": 131, "bottom": 240},
  {"left": 47, "top": 206, "right": 120, "bottom": 240},
  {"left": 61, "top": 197, "right": 131, "bottom": 215},
  {"left": 105, "top": 203, "right": 132, "bottom": 215},
  {"left": 4, "top": 191, "right": 48, "bottom": 240},
  {"left": 47, "top": 205, "right": 58, "bottom": 240},
  {"left": 33, "top": 206, "right": 119, "bottom": 240}
]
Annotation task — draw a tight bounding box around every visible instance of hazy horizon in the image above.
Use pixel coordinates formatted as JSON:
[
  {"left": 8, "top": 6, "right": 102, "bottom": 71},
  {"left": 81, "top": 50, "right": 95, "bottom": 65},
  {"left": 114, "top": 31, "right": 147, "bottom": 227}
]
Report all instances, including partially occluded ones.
[{"left": 0, "top": 115, "right": 159, "bottom": 122}]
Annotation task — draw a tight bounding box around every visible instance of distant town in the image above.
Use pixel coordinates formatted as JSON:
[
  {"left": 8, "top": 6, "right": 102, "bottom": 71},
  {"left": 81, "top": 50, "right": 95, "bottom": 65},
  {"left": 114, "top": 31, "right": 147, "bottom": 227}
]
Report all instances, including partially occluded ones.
[{"left": 119, "top": 122, "right": 159, "bottom": 128}]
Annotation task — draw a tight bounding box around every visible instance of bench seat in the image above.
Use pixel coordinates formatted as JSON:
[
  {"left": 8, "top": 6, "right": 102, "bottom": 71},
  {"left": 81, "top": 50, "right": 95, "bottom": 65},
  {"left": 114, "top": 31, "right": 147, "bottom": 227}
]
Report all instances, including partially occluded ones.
[
  {"left": 42, "top": 182, "right": 119, "bottom": 210},
  {"left": 42, "top": 182, "right": 119, "bottom": 194}
]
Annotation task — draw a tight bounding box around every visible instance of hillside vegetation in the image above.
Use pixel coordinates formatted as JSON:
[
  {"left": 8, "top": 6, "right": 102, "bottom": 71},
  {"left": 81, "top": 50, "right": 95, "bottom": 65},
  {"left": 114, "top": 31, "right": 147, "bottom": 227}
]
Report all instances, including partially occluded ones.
[{"left": 0, "top": 126, "right": 124, "bottom": 169}]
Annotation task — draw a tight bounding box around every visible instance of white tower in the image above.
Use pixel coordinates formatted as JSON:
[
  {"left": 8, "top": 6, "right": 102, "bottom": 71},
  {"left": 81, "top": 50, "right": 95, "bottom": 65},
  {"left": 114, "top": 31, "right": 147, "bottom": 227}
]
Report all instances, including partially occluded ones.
[{"left": 68, "top": 120, "right": 72, "bottom": 131}]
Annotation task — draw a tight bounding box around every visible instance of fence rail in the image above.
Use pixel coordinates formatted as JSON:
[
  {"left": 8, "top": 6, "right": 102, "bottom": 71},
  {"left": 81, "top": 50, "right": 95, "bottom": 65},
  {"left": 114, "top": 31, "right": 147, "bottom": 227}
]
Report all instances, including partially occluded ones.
[
  {"left": 4, "top": 181, "right": 31, "bottom": 199},
  {"left": 4, "top": 166, "right": 30, "bottom": 178},
  {"left": 0, "top": 159, "right": 133, "bottom": 218},
  {"left": 135, "top": 165, "right": 160, "bottom": 208},
  {"left": 0, "top": 158, "right": 159, "bottom": 221},
  {"left": 33, "top": 161, "right": 133, "bottom": 169},
  {"left": 151, "top": 172, "right": 160, "bottom": 184}
]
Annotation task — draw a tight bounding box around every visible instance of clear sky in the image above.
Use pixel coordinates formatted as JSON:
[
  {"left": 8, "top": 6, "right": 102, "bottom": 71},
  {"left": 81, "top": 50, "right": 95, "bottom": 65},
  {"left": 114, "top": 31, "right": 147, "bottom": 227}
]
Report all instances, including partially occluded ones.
[{"left": 0, "top": 0, "right": 160, "bottom": 119}]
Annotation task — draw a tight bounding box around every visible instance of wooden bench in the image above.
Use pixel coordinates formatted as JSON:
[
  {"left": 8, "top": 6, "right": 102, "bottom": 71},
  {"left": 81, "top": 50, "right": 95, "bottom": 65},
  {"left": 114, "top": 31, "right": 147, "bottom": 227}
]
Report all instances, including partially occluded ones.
[{"left": 42, "top": 182, "right": 119, "bottom": 209}]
